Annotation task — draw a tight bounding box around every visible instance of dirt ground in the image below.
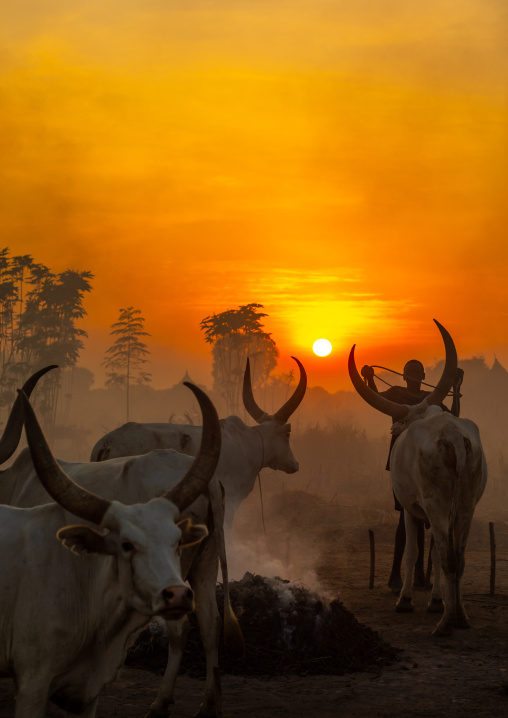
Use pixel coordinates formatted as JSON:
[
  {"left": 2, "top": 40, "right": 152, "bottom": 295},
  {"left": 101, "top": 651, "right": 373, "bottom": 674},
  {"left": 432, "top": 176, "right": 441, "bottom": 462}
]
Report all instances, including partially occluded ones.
[{"left": 1, "top": 494, "right": 507, "bottom": 718}]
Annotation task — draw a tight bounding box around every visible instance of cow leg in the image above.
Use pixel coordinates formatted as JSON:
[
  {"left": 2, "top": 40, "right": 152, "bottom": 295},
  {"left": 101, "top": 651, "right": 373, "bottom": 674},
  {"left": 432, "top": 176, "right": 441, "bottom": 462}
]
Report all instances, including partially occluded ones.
[
  {"left": 395, "top": 512, "right": 418, "bottom": 613},
  {"left": 189, "top": 547, "right": 221, "bottom": 717},
  {"left": 453, "top": 576, "right": 470, "bottom": 629},
  {"left": 388, "top": 509, "right": 405, "bottom": 593},
  {"left": 144, "top": 616, "right": 190, "bottom": 718},
  {"left": 68, "top": 697, "right": 99, "bottom": 718},
  {"left": 413, "top": 520, "right": 426, "bottom": 588},
  {"left": 435, "top": 574, "right": 456, "bottom": 635},
  {"left": 14, "top": 678, "right": 50, "bottom": 718},
  {"left": 192, "top": 584, "right": 221, "bottom": 717}
]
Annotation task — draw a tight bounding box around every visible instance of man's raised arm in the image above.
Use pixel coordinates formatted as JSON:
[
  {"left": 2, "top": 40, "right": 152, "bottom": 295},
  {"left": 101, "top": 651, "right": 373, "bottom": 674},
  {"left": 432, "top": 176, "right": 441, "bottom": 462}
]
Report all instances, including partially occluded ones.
[{"left": 361, "top": 365, "right": 378, "bottom": 392}]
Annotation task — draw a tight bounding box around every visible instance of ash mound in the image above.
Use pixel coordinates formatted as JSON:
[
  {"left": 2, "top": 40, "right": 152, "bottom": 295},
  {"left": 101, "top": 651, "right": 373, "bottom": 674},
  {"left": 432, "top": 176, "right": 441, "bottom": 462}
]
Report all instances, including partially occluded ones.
[{"left": 127, "top": 573, "right": 398, "bottom": 677}]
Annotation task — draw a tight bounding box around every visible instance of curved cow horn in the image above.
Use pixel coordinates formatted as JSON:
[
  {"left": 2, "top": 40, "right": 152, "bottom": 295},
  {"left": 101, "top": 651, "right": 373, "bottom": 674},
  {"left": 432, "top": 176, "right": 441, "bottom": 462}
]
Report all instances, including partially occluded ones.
[
  {"left": 272, "top": 357, "right": 307, "bottom": 423},
  {"left": 425, "top": 319, "right": 457, "bottom": 406},
  {"left": 243, "top": 356, "right": 307, "bottom": 424},
  {"left": 348, "top": 319, "right": 458, "bottom": 419},
  {"left": 19, "top": 390, "right": 111, "bottom": 524},
  {"left": 0, "top": 365, "right": 58, "bottom": 465},
  {"left": 242, "top": 358, "right": 269, "bottom": 423},
  {"left": 348, "top": 346, "right": 409, "bottom": 421},
  {"left": 164, "top": 382, "right": 221, "bottom": 512}
]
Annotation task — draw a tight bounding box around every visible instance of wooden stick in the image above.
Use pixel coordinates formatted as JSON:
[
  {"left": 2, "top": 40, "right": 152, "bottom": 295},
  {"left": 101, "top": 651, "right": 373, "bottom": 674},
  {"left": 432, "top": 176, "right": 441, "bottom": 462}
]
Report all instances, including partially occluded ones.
[
  {"left": 285, "top": 535, "right": 291, "bottom": 568},
  {"left": 489, "top": 522, "right": 496, "bottom": 597},
  {"left": 368, "top": 529, "right": 375, "bottom": 589}
]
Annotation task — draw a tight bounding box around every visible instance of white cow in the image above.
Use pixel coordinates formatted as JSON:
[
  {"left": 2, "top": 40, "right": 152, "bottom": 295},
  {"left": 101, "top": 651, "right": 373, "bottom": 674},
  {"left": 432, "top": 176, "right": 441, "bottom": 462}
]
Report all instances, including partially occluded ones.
[
  {"left": 90, "top": 356, "right": 307, "bottom": 535},
  {"left": 0, "top": 384, "right": 219, "bottom": 718},
  {"left": 349, "top": 320, "right": 487, "bottom": 636},
  {"left": 0, "top": 382, "right": 243, "bottom": 718}
]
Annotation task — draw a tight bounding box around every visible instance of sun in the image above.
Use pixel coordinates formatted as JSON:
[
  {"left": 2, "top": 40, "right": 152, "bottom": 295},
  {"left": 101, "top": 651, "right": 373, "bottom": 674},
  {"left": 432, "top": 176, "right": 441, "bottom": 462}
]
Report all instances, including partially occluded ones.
[{"left": 313, "top": 338, "right": 332, "bottom": 357}]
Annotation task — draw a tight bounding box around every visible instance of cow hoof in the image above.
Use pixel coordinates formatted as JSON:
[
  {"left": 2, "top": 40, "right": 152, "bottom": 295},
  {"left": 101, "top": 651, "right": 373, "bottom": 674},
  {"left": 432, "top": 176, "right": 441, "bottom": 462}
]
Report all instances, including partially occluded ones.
[
  {"left": 388, "top": 576, "right": 403, "bottom": 593},
  {"left": 454, "top": 616, "right": 471, "bottom": 629},
  {"left": 432, "top": 623, "right": 453, "bottom": 637},
  {"left": 395, "top": 596, "right": 414, "bottom": 613},
  {"left": 427, "top": 598, "right": 444, "bottom": 614},
  {"left": 144, "top": 701, "right": 173, "bottom": 718},
  {"left": 192, "top": 701, "right": 216, "bottom": 718}
]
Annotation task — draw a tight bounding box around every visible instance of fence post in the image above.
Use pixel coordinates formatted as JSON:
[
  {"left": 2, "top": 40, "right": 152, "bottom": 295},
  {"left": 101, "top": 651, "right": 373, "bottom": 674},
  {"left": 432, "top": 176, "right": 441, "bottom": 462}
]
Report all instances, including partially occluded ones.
[
  {"left": 489, "top": 522, "right": 496, "bottom": 597},
  {"left": 369, "top": 529, "right": 375, "bottom": 589}
]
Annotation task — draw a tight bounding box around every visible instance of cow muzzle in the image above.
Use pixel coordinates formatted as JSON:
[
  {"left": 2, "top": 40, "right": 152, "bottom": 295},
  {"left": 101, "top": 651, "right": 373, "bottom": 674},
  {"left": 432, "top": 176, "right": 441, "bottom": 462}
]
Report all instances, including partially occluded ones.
[
  {"left": 158, "top": 585, "right": 195, "bottom": 619},
  {"left": 286, "top": 459, "right": 299, "bottom": 474},
  {"left": 270, "top": 458, "right": 299, "bottom": 473}
]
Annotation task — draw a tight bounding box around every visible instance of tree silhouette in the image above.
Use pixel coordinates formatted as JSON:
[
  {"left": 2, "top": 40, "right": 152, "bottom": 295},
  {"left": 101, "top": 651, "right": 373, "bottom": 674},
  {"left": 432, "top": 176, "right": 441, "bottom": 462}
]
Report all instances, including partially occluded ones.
[
  {"left": 200, "top": 303, "right": 278, "bottom": 416},
  {"left": 0, "top": 247, "right": 93, "bottom": 435},
  {"left": 103, "top": 307, "right": 151, "bottom": 422}
]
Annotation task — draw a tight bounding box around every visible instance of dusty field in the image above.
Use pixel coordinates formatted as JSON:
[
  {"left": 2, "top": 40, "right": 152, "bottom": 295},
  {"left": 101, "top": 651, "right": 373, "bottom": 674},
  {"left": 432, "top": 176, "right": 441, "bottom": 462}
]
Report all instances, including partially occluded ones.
[{"left": 1, "top": 492, "right": 507, "bottom": 717}]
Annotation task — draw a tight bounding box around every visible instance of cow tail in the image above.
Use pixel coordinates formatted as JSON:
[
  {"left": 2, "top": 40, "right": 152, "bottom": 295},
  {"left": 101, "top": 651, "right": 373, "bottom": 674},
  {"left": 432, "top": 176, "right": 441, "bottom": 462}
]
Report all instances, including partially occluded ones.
[
  {"left": 439, "top": 433, "right": 462, "bottom": 575},
  {"left": 208, "top": 479, "right": 245, "bottom": 660},
  {"left": 223, "top": 587, "right": 245, "bottom": 659}
]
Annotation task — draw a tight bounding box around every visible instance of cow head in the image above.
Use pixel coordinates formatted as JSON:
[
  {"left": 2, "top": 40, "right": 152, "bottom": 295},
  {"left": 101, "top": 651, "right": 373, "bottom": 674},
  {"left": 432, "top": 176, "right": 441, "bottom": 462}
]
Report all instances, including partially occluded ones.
[
  {"left": 257, "top": 420, "right": 299, "bottom": 473},
  {"left": 242, "top": 356, "right": 306, "bottom": 472},
  {"left": 348, "top": 319, "right": 458, "bottom": 431},
  {"left": 19, "top": 382, "right": 221, "bottom": 620},
  {"left": 57, "top": 501, "right": 208, "bottom": 619}
]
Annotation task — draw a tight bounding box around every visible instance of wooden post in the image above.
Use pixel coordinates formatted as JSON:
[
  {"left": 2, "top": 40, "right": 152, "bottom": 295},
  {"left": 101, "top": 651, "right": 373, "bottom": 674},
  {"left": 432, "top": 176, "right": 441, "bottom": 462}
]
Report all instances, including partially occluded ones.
[
  {"left": 285, "top": 535, "right": 291, "bottom": 568},
  {"left": 368, "top": 529, "right": 375, "bottom": 589},
  {"left": 489, "top": 522, "right": 496, "bottom": 597}
]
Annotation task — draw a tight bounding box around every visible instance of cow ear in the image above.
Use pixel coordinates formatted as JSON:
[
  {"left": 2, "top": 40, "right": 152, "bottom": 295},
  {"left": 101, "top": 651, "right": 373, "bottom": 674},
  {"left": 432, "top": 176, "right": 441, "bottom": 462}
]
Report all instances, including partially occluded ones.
[
  {"left": 177, "top": 518, "right": 209, "bottom": 548},
  {"left": 178, "top": 431, "right": 193, "bottom": 453},
  {"left": 57, "top": 525, "right": 112, "bottom": 555}
]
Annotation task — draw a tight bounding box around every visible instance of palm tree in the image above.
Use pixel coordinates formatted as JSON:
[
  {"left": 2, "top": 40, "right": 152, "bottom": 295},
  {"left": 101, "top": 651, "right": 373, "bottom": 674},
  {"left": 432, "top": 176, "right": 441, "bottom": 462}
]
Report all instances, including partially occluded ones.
[{"left": 103, "top": 307, "right": 151, "bottom": 422}]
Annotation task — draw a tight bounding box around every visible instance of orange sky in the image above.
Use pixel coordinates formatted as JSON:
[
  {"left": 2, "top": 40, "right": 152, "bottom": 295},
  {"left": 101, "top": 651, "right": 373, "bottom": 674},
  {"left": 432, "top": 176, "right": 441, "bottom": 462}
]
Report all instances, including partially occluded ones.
[{"left": 1, "top": 0, "right": 507, "bottom": 391}]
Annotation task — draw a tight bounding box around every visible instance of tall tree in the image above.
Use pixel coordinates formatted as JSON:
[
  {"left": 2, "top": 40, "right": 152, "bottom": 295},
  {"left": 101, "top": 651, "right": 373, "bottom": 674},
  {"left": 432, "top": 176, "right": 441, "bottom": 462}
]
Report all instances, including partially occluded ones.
[
  {"left": 0, "top": 248, "right": 17, "bottom": 377},
  {"left": 103, "top": 307, "right": 151, "bottom": 422},
  {"left": 0, "top": 248, "right": 93, "bottom": 435},
  {"left": 200, "top": 303, "right": 278, "bottom": 416}
]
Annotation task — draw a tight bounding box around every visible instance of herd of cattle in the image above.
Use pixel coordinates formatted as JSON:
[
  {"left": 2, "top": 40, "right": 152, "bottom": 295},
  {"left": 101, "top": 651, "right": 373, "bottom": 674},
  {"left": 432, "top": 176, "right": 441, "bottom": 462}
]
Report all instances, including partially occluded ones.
[{"left": 0, "top": 321, "right": 487, "bottom": 717}]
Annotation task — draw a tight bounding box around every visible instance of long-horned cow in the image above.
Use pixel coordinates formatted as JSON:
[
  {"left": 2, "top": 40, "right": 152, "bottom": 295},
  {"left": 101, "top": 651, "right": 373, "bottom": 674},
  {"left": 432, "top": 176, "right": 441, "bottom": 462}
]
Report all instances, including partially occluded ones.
[
  {"left": 0, "top": 380, "right": 243, "bottom": 718},
  {"left": 349, "top": 320, "right": 487, "bottom": 636},
  {"left": 0, "top": 383, "right": 220, "bottom": 718},
  {"left": 90, "top": 356, "right": 307, "bottom": 535}
]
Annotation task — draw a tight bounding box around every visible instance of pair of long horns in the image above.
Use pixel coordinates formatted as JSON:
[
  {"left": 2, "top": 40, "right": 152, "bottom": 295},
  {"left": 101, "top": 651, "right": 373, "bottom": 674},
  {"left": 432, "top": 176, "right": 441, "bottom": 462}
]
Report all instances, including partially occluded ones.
[
  {"left": 20, "top": 382, "right": 221, "bottom": 525},
  {"left": 243, "top": 356, "right": 307, "bottom": 424},
  {"left": 348, "top": 319, "right": 458, "bottom": 421},
  {"left": 0, "top": 365, "right": 58, "bottom": 465}
]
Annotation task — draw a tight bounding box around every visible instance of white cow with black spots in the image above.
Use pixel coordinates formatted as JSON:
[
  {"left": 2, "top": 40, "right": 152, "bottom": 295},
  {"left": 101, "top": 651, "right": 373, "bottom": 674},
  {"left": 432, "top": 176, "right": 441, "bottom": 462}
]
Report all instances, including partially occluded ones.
[{"left": 349, "top": 320, "right": 487, "bottom": 636}]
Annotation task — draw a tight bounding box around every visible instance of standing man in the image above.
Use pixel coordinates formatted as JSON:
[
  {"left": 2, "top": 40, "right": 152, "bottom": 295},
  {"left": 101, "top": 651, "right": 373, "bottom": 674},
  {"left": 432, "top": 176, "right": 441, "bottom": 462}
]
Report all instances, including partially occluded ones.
[{"left": 361, "top": 359, "right": 463, "bottom": 592}]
